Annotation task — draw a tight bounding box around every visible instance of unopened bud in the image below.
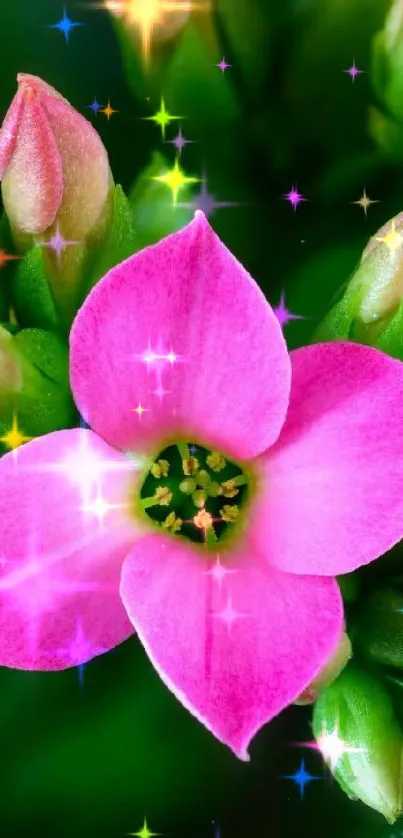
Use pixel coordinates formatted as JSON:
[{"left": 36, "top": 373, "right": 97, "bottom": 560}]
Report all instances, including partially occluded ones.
[
  {"left": 313, "top": 664, "right": 403, "bottom": 823},
  {"left": 313, "top": 212, "right": 403, "bottom": 359},
  {"left": 0, "top": 73, "right": 114, "bottom": 328}
]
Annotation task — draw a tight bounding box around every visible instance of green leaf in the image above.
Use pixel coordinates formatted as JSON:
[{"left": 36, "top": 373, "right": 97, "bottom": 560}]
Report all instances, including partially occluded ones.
[
  {"left": 9, "top": 246, "right": 59, "bottom": 331},
  {"left": 83, "top": 184, "right": 139, "bottom": 296}
]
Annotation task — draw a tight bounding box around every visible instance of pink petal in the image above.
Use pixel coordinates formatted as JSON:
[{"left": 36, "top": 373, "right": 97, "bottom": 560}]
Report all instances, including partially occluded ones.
[
  {"left": 119, "top": 533, "right": 343, "bottom": 759},
  {"left": 0, "top": 86, "right": 25, "bottom": 179},
  {"left": 70, "top": 213, "right": 290, "bottom": 460},
  {"left": 1, "top": 92, "right": 63, "bottom": 234},
  {"left": 0, "top": 429, "right": 143, "bottom": 670},
  {"left": 41, "top": 88, "right": 111, "bottom": 239},
  {"left": 249, "top": 342, "right": 403, "bottom": 576}
]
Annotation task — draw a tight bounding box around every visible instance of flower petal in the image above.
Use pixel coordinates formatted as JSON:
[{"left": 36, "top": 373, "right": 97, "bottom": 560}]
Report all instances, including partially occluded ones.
[
  {"left": 1, "top": 92, "right": 63, "bottom": 235},
  {"left": 0, "top": 428, "right": 143, "bottom": 670},
  {"left": 41, "top": 87, "right": 111, "bottom": 239},
  {"left": 119, "top": 533, "right": 343, "bottom": 759},
  {"left": 70, "top": 212, "right": 290, "bottom": 460},
  {"left": 249, "top": 342, "right": 403, "bottom": 576},
  {"left": 0, "top": 86, "right": 25, "bottom": 179}
]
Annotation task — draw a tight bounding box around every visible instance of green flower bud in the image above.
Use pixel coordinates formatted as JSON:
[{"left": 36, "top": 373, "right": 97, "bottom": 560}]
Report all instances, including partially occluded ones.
[
  {"left": 313, "top": 212, "right": 403, "bottom": 359},
  {"left": 353, "top": 586, "right": 403, "bottom": 669},
  {"left": 372, "top": 0, "right": 403, "bottom": 124},
  {"left": 313, "top": 664, "right": 403, "bottom": 823},
  {"left": 294, "top": 632, "right": 352, "bottom": 705}
]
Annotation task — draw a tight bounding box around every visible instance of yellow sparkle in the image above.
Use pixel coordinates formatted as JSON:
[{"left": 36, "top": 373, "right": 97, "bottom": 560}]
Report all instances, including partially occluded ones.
[
  {"left": 152, "top": 157, "right": 199, "bottom": 205},
  {"left": 133, "top": 403, "right": 148, "bottom": 418},
  {"left": 144, "top": 97, "right": 182, "bottom": 139},
  {"left": 375, "top": 219, "right": 403, "bottom": 253},
  {"left": 0, "top": 413, "right": 33, "bottom": 451},
  {"left": 101, "top": 100, "right": 119, "bottom": 120},
  {"left": 104, "top": 0, "right": 209, "bottom": 67},
  {"left": 127, "top": 817, "right": 160, "bottom": 838},
  {"left": 352, "top": 187, "right": 379, "bottom": 217}
]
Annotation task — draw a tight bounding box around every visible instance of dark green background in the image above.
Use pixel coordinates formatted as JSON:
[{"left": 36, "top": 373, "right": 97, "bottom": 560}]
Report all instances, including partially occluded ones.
[{"left": 0, "top": 0, "right": 401, "bottom": 836}]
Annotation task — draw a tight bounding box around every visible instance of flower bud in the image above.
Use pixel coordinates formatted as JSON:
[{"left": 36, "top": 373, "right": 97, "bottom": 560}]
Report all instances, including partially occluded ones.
[
  {"left": 0, "top": 74, "right": 114, "bottom": 328},
  {"left": 313, "top": 664, "right": 403, "bottom": 823},
  {"left": 371, "top": 0, "right": 403, "bottom": 125},
  {"left": 313, "top": 212, "right": 403, "bottom": 359},
  {"left": 354, "top": 586, "right": 403, "bottom": 670},
  {"left": 294, "top": 632, "right": 352, "bottom": 705}
]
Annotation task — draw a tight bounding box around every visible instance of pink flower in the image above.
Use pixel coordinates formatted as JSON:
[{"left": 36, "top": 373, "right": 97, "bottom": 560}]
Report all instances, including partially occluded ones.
[
  {"left": 1, "top": 213, "right": 403, "bottom": 759},
  {"left": 0, "top": 73, "right": 112, "bottom": 239}
]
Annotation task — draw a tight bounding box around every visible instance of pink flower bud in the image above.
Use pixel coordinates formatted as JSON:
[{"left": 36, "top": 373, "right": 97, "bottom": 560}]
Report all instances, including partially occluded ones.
[{"left": 0, "top": 73, "right": 112, "bottom": 239}]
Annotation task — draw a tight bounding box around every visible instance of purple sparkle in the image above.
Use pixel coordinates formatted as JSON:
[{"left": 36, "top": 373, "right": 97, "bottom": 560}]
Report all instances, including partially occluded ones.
[
  {"left": 215, "top": 57, "right": 231, "bottom": 73},
  {"left": 166, "top": 126, "right": 194, "bottom": 156},
  {"left": 273, "top": 292, "right": 306, "bottom": 329},
  {"left": 284, "top": 186, "right": 306, "bottom": 211},
  {"left": 177, "top": 175, "right": 238, "bottom": 217},
  {"left": 344, "top": 61, "right": 364, "bottom": 81},
  {"left": 41, "top": 224, "right": 79, "bottom": 262}
]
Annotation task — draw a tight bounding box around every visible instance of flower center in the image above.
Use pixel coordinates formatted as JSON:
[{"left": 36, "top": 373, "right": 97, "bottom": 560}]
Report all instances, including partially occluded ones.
[{"left": 139, "top": 442, "right": 249, "bottom": 547}]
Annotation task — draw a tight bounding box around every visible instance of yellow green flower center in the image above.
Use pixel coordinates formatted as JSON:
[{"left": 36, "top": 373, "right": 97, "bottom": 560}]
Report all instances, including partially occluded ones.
[{"left": 139, "top": 442, "right": 250, "bottom": 547}]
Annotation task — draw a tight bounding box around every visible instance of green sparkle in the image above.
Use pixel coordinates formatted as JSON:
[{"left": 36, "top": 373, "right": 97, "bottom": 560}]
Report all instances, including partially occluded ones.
[{"left": 127, "top": 817, "right": 160, "bottom": 838}]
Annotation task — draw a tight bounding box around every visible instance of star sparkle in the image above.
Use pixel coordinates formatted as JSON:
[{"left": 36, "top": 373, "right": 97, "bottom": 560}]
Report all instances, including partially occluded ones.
[
  {"left": 166, "top": 125, "right": 194, "bottom": 156},
  {"left": 103, "top": 0, "right": 209, "bottom": 67},
  {"left": 303, "top": 724, "right": 365, "bottom": 771},
  {"left": 351, "top": 187, "right": 379, "bottom": 217},
  {"left": 344, "top": 61, "right": 364, "bottom": 81},
  {"left": 204, "top": 556, "right": 238, "bottom": 591},
  {"left": 152, "top": 157, "right": 199, "bottom": 205},
  {"left": 127, "top": 817, "right": 160, "bottom": 838},
  {"left": 215, "top": 56, "right": 231, "bottom": 73},
  {"left": 0, "top": 413, "right": 33, "bottom": 454},
  {"left": 40, "top": 224, "right": 79, "bottom": 262},
  {"left": 80, "top": 483, "right": 128, "bottom": 528},
  {"left": 133, "top": 403, "right": 149, "bottom": 418},
  {"left": 273, "top": 291, "right": 306, "bottom": 329},
  {"left": 144, "top": 97, "right": 182, "bottom": 139},
  {"left": 23, "top": 428, "right": 142, "bottom": 506},
  {"left": 374, "top": 219, "right": 403, "bottom": 252},
  {"left": 284, "top": 186, "right": 306, "bottom": 211},
  {"left": 213, "top": 594, "right": 247, "bottom": 636},
  {"left": 101, "top": 100, "right": 119, "bottom": 120},
  {"left": 0, "top": 249, "right": 20, "bottom": 269},
  {"left": 282, "top": 758, "right": 321, "bottom": 800},
  {"left": 48, "top": 7, "right": 84, "bottom": 44},
  {"left": 51, "top": 618, "right": 108, "bottom": 668},
  {"left": 177, "top": 173, "right": 238, "bottom": 216},
  {"left": 86, "top": 97, "right": 104, "bottom": 115}
]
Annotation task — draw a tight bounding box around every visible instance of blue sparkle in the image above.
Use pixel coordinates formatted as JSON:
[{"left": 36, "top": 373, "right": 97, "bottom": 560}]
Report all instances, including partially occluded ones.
[
  {"left": 189, "top": 444, "right": 198, "bottom": 454},
  {"left": 77, "top": 663, "right": 85, "bottom": 687},
  {"left": 86, "top": 97, "right": 104, "bottom": 115},
  {"left": 282, "top": 758, "right": 321, "bottom": 800},
  {"left": 48, "top": 8, "right": 84, "bottom": 44}
]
